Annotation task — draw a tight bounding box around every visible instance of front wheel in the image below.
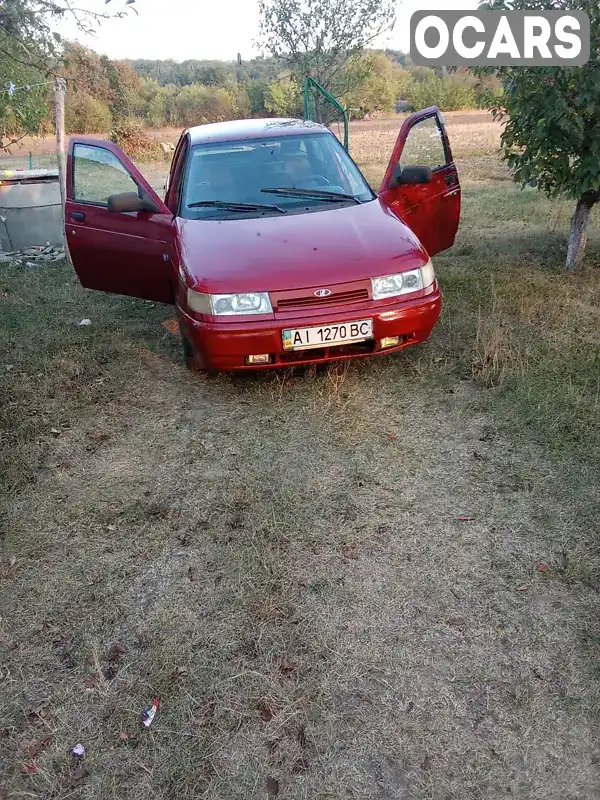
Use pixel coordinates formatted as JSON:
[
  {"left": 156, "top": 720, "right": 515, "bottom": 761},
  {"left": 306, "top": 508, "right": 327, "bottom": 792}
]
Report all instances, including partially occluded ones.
[{"left": 181, "top": 331, "right": 217, "bottom": 376}]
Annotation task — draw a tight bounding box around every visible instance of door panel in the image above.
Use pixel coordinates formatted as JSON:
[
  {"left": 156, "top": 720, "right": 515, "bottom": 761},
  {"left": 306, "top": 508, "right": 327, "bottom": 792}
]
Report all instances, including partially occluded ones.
[
  {"left": 379, "top": 107, "right": 461, "bottom": 257},
  {"left": 66, "top": 137, "right": 175, "bottom": 304}
]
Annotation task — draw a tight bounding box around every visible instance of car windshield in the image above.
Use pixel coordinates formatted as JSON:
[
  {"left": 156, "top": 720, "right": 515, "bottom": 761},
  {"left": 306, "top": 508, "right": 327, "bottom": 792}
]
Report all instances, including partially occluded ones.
[{"left": 180, "top": 132, "right": 374, "bottom": 219}]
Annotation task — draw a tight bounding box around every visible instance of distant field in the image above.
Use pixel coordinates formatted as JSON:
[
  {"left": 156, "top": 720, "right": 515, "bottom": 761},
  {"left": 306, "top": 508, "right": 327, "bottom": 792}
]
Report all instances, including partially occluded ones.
[{"left": 1, "top": 111, "right": 599, "bottom": 799}]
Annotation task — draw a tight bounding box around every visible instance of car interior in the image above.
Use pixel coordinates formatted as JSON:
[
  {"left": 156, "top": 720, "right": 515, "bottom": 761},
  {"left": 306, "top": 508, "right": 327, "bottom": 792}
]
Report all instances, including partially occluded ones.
[{"left": 185, "top": 136, "right": 349, "bottom": 207}]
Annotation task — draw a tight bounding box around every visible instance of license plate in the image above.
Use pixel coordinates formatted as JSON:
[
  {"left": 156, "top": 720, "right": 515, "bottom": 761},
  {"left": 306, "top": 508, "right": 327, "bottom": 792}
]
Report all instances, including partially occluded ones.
[{"left": 282, "top": 319, "right": 373, "bottom": 351}]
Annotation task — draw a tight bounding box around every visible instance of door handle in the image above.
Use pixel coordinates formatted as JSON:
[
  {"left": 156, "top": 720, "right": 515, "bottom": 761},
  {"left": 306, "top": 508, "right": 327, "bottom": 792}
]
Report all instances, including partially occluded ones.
[
  {"left": 70, "top": 212, "right": 85, "bottom": 222},
  {"left": 444, "top": 174, "right": 457, "bottom": 187}
]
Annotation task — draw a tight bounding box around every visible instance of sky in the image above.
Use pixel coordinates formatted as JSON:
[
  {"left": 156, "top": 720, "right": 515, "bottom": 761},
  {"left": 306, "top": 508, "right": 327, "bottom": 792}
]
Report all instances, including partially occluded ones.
[{"left": 57, "top": 0, "right": 480, "bottom": 62}]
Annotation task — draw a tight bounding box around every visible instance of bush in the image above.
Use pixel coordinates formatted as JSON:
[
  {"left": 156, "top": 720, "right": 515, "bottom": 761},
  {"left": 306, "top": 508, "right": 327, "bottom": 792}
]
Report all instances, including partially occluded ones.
[
  {"left": 65, "top": 93, "right": 112, "bottom": 134},
  {"left": 230, "top": 85, "right": 252, "bottom": 119},
  {"left": 344, "top": 53, "right": 398, "bottom": 119},
  {"left": 407, "top": 75, "right": 476, "bottom": 112},
  {"left": 172, "top": 85, "right": 237, "bottom": 127},
  {"left": 264, "top": 80, "right": 302, "bottom": 118},
  {"left": 245, "top": 81, "right": 268, "bottom": 116},
  {"left": 109, "top": 119, "right": 164, "bottom": 161},
  {"left": 146, "top": 91, "right": 168, "bottom": 128},
  {"left": 476, "top": 87, "right": 506, "bottom": 110}
]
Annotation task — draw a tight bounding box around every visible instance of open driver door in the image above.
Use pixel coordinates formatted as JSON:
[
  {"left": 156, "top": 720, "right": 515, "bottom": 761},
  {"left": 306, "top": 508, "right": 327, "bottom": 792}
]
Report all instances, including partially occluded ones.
[
  {"left": 66, "top": 137, "right": 174, "bottom": 304},
  {"left": 379, "top": 107, "right": 461, "bottom": 257}
]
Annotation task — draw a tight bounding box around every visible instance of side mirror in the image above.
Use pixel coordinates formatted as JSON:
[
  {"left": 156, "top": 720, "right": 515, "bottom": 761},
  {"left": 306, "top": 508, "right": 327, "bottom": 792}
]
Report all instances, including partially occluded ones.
[
  {"left": 389, "top": 165, "right": 433, "bottom": 189},
  {"left": 107, "top": 191, "right": 160, "bottom": 213}
]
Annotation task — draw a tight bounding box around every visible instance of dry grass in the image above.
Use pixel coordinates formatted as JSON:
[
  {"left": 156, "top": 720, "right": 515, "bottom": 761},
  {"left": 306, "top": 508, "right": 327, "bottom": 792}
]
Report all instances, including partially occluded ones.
[{"left": 1, "top": 113, "right": 599, "bottom": 799}]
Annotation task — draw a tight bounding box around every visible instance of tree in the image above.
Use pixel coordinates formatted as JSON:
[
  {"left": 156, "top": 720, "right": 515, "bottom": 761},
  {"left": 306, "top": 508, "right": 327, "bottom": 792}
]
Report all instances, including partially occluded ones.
[
  {"left": 257, "top": 0, "right": 397, "bottom": 93},
  {"left": 173, "top": 85, "right": 237, "bottom": 127},
  {"left": 406, "top": 73, "right": 475, "bottom": 112},
  {"left": 264, "top": 79, "right": 302, "bottom": 116},
  {"left": 476, "top": 0, "right": 600, "bottom": 270},
  {"left": 0, "top": 0, "right": 133, "bottom": 148},
  {"left": 344, "top": 52, "right": 397, "bottom": 118}
]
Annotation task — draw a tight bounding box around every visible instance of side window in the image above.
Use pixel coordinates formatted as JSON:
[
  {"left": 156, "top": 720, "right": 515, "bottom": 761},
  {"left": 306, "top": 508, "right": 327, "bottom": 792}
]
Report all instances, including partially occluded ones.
[
  {"left": 399, "top": 116, "right": 447, "bottom": 171},
  {"left": 73, "top": 144, "right": 139, "bottom": 205},
  {"left": 167, "top": 139, "right": 188, "bottom": 212}
]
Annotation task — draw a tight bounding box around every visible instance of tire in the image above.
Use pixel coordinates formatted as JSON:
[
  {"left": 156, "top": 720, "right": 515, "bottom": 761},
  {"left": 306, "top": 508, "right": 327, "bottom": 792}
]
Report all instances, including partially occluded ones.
[
  {"left": 181, "top": 331, "right": 217, "bottom": 376},
  {"left": 181, "top": 331, "right": 197, "bottom": 369}
]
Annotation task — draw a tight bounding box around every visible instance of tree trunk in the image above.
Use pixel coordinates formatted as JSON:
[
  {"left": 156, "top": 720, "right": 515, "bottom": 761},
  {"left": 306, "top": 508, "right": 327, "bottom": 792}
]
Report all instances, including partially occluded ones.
[{"left": 566, "top": 193, "right": 596, "bottom": 271}]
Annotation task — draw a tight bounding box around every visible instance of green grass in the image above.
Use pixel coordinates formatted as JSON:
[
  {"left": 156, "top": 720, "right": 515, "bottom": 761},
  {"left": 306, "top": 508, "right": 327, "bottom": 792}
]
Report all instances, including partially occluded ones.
[
  {"left": 1, "top": 136, "right": 599, "bottom": 799},
  {"left": 439, "top": 178, "right": 600, "bottom": 467}
]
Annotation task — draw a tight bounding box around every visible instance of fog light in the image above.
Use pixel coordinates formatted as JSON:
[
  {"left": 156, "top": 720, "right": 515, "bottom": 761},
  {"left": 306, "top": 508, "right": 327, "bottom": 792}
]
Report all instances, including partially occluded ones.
[
  {"left": 246, "top": 354, "right": 271, "bottom": 365},
  {"left": 380, "top": 336, "right": 401, "bottom": 349}
]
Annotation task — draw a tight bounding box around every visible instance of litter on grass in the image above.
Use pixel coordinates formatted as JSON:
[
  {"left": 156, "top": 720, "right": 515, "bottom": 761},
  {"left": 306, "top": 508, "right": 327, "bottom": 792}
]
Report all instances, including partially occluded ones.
[{"left": 141, "top": 697, "right": 160, "bottom": 728}]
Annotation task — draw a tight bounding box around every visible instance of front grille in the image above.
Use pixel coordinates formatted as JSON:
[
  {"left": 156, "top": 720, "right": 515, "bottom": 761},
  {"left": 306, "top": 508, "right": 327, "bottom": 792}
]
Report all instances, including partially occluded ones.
[{"left": 276, "top": 288, "right": 369, "bottom": 311}]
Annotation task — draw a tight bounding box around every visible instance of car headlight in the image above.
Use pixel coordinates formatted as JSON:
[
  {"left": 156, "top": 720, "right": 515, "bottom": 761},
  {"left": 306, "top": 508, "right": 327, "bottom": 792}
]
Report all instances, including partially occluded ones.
[
  {"left": 187, "top": 289, "right": 272, "bottom": 316},
  {"left": 371, "top": 260, "right": 435, "bottom": 300}
]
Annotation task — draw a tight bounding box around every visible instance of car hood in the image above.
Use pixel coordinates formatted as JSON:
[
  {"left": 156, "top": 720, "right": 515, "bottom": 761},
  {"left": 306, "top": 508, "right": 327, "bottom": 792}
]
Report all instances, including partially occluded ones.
[{"left": 176, "top": 198, "right": 428, "bottom": 294}]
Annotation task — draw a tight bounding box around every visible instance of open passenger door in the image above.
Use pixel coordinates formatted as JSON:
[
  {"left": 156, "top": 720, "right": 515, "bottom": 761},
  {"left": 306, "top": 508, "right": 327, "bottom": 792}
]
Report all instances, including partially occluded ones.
[
  {"left": 66, "top": 137, "right": 174, "bottom": 303},
  {"left": 379, "top": 107, "right": 461, "bottom": 257}
]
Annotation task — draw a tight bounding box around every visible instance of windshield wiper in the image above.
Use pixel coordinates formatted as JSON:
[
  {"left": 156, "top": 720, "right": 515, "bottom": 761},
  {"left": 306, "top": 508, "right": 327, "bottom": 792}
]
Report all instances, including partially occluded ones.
[
  {"left": 187, "top": 200, "right": 286, "bottom": 213},
  {"left": 260, "top": 187, "right": 361, "bottom": 204}
]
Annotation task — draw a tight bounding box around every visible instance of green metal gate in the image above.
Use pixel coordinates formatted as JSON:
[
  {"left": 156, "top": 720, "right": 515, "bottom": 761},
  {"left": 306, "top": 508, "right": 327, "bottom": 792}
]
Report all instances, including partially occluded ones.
[{"left": 303, "top": 77, "right": 349, "bottom": 151}]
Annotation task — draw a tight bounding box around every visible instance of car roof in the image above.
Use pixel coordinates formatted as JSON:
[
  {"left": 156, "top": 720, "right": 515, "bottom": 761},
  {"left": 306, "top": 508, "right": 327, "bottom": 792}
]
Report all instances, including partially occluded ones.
[{"left": 187, "top": 118, "right": 328, "bottom": 145}]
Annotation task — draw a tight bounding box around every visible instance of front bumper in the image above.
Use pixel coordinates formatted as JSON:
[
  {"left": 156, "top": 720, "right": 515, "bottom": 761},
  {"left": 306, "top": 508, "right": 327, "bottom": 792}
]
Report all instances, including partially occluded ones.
[{"left": 178, "top": 284, "right": 442, "bottom": 371}]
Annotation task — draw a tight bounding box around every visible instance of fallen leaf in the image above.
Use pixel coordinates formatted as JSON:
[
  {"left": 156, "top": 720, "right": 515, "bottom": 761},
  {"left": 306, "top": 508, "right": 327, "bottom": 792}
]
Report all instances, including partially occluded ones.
[
  {"left": 28, "top": 736, "right": 52, "bottom": 759},
  {"left": 118, "top": 732, "right": 129, "bottom": 741},
  {"left": 535, "top": 562, "right": 550, "bottom": 574},
  {"left": 9, "top": 556, "right": 16, "bottom": 568},
  {"left": 516, "top": 585, "right": 530, "bottom": 592},
  {"left": 458, "top": 515, "right": 475, "bottom": 522},
  {"left": 50, "top": 428, "right": 61, "bottom": 437},
  {"left": 22, "top": 761, "right": 38, "bottom": 774},
  {"left": 106, "top": 524, "right": 116, "bottom": 532},
  {"left": 341, "top": 546, "right": 358, "bottom": 560},
  {"left": 447, "top": 616, "right": 467, "bottom": 631},
  {"left": 386, "top": 432, "right": 397, "bottom": 441},
  {"left": 266, "top": 776, "right": 279, "bottom": 796},
  {"left": 161, "top": 318, "right": 180, "bottom": 335},
  {"left": 421, "top": 753, "right": 432, "bottom": 771}
]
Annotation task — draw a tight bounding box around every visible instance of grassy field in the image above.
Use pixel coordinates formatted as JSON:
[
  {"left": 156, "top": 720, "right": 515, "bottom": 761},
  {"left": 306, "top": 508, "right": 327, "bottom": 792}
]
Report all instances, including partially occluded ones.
[{"left": 1, "top": 112, "right": 599, "bottom": 799}]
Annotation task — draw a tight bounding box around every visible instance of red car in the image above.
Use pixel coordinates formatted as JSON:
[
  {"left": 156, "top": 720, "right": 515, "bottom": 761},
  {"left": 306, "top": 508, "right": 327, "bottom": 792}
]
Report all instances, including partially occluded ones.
[{"left": 66, "top": 107, "right": 461, "bottom": 371}]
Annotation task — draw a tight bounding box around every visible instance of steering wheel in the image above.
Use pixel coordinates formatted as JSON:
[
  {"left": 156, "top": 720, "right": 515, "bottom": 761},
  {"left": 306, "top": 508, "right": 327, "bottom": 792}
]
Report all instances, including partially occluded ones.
[{"left": 298, "top": 174, "right": 329, "bottom": 188}]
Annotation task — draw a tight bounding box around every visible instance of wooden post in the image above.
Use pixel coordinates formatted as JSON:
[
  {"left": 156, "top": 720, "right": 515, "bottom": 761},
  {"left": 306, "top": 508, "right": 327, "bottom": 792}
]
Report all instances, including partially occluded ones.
[{"left": 53, "top": 77, "right": 67, "bottom": 249}]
